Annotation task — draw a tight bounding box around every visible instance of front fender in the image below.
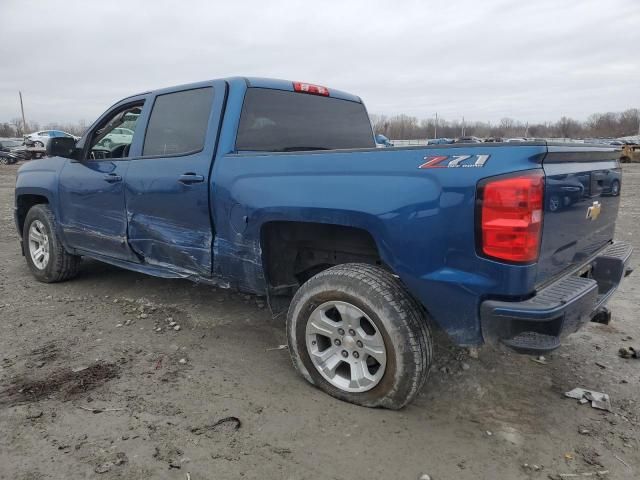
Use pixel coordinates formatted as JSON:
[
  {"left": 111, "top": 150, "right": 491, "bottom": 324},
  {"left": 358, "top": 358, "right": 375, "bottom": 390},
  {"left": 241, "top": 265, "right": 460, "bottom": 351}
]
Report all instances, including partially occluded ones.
[{"left": 15, "top": 157, "right": 67, "bottom": 240}]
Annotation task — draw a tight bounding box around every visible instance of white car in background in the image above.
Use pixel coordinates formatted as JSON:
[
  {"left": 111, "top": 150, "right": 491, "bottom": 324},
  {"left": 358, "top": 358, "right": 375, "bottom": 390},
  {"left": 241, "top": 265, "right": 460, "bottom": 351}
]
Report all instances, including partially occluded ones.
[
  {"left": 98, "top": 127, "right": 134, "bottom": 148},
  {"left": 24, "top": 130, "right": 77, "bottom": 148}
]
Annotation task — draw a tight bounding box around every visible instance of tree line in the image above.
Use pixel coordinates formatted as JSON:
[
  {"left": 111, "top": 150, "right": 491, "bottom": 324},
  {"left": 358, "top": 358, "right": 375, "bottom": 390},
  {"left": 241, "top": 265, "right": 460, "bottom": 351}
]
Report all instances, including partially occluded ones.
[
  {"left": 371, "top": 108, "right": 640, "bottom": 140},
  {"left": 1, "top": 108, "right": 638, "bottom": 140}
]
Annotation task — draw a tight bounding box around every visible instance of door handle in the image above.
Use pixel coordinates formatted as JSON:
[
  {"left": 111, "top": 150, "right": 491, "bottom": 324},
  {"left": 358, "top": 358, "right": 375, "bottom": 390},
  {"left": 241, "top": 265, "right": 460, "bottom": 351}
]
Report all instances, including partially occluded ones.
[
  {"left": 178, "top": 173, "right": 205, "bottom": 185},
  {"left": 103, "top": 173, "right": 122, "bottom": 183}
]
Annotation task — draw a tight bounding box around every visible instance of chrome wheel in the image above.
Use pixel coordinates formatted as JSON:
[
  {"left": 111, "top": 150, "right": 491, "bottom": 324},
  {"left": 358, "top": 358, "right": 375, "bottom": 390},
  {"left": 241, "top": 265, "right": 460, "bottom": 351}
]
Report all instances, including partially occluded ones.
[
  {"left": 305, "top": 300, "right": 387, "bottom": 393},
  {"left": 28, "top": 220, "right": 50, "bottom": 270}
]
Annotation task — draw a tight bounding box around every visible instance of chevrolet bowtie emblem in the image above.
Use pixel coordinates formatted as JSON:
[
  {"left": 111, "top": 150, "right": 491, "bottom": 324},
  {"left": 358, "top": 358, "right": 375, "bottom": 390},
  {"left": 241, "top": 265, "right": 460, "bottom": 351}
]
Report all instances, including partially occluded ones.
[{"left": 586, "top": 201, "right": 602, "bottom": 221}]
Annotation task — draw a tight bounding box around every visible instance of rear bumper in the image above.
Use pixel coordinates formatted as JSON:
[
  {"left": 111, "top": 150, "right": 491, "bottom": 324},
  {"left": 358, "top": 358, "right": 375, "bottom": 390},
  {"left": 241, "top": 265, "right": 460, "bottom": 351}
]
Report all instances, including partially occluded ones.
[{"left": 480, "top": 241, "right": 633, "bottom": 354}]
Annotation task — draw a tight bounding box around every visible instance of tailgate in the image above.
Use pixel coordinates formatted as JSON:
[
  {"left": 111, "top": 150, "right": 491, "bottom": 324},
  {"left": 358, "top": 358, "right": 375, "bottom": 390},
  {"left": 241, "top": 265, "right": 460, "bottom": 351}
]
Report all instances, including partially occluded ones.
[{"left": 537, "top": 145, "right": 622, "bottom": 285}]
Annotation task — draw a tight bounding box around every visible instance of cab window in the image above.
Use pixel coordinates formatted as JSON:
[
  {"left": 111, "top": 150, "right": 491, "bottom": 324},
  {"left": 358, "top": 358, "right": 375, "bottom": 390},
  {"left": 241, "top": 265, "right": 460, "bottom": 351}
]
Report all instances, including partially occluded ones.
[{"left": 87, "top": 103, "right": 144, "bottom": 161}]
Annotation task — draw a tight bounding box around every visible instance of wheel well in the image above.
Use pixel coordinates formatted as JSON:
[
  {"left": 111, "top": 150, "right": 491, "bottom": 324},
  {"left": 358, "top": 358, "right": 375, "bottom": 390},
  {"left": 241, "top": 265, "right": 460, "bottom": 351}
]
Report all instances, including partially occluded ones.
[
  {"left": 16, "top": 194, "right": 49, "bottom": 235},
  {"left": 261, "top": 221, "right": 384, "bottom": 294}
]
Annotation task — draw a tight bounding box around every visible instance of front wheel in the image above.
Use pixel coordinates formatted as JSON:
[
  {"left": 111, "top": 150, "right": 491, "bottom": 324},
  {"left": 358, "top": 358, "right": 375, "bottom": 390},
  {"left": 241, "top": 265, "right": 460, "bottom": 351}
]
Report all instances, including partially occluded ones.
[
  {"left": 23, "top": 204, "right": 80, "bottom": 282},
  {"left": 287, "top": 264, "right": 433, "bottom": 409}
]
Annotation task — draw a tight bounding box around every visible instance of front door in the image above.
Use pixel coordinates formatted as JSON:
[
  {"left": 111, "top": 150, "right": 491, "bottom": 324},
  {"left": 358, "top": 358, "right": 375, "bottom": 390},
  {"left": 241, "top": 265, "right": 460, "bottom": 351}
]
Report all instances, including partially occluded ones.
[
  {"left": 124, "top": 82, "right": 226, "bottom": 276},
  {"left": 57, "top": 98, "right": 147, "bottom": 261}
]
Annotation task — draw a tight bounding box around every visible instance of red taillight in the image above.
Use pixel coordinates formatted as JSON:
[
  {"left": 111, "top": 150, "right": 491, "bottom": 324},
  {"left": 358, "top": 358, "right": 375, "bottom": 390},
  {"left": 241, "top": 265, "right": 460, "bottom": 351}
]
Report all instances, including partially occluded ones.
[
  {"left": 293, "top": 81, "right": 330, "bottom": 96},
  {"left": 478, "top": 170, "right": 544, "bottom": 263}
]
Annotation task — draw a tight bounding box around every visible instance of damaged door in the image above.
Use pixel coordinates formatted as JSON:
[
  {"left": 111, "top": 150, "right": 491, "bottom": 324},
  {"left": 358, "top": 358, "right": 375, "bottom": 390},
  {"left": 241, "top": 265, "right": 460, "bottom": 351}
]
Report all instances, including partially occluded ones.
[
  {"left": 124, "top": 82, "right": 226, "bottom": 276},
  {"left": 58, "top": 98, "right": 147, "bottom": 261}
]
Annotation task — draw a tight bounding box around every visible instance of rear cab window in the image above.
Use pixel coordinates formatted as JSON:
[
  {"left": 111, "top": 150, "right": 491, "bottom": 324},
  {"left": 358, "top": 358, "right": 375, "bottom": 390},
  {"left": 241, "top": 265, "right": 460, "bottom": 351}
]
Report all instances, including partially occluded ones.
[
  {"left": 236, "top": 88, "right": 375, "bottom": 152},
  {"left": 143, "top": 87, "right": 214, "bottom": 157}
]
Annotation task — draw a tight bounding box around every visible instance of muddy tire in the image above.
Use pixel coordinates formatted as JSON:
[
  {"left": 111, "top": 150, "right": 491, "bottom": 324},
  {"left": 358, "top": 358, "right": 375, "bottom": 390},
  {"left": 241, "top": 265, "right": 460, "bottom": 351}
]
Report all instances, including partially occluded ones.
[
  {"left": 287, "top": 263, "right": 432, "bottom": 409},
  {"left": 23, "top": 204, "right": 80, "bottom": 283}
]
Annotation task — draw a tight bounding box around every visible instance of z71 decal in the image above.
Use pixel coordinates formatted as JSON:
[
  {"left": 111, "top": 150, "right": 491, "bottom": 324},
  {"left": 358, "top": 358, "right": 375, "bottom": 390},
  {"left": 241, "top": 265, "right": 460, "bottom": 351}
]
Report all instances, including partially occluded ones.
[{"left": 418, "top": 154, "right": 490, "bottom": 169}]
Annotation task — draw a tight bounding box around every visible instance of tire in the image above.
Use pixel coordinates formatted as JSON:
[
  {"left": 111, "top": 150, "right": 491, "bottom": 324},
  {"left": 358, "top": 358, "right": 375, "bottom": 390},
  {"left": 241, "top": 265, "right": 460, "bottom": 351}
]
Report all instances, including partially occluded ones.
[
  {"left": 0, "top": 157, "right": 7, "bottom": 165},
  {"left": 611, "top": 180, "right": 620, "bottom": 196},
  {"left": 33, "top": 141, "right": 44, "bottom": 148},
  {"left": 287, "top": 263, "right": 432, "bottom": 409},
  {"left": 23, "top": 204, "right": 80, "bottom": 283}
]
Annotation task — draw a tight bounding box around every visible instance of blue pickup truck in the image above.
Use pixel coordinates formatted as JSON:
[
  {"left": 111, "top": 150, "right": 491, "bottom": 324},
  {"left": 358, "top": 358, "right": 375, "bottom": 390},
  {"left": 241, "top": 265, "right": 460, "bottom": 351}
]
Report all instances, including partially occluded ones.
[{"left": 14, "top": 77, "right": 632, "bottom": 409}]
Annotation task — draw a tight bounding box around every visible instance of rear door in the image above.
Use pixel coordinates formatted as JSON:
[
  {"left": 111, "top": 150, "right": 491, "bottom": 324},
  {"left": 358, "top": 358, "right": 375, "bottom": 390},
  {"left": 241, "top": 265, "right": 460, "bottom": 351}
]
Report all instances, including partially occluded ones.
[
  {"left": 536, "top": 145, "right": 622, "bottom": 284},
  {"left": 124, "top": 81, "right": 226, "bottom": 276}
]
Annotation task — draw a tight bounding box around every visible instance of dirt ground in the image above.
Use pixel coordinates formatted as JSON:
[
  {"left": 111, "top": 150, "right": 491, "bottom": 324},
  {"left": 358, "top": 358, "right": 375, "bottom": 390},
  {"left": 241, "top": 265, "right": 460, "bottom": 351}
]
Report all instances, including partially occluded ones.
[{"left": 0, "top": 163, "right": 638, "bottom": 480}]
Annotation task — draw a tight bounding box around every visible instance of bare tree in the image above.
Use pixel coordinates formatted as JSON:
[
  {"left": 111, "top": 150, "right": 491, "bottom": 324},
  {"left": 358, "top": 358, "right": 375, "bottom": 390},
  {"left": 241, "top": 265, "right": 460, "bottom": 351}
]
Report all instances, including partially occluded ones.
[{"left": 10, "top": 118, "right": 25, "bottom": 137}]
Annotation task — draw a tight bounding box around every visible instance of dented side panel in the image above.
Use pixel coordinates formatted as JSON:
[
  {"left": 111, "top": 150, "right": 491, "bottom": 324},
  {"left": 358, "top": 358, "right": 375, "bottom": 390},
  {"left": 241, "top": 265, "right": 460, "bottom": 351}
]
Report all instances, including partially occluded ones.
[
  {"left": 123, "top": 80, "right": 228, "bottom": 277},
  {"left": 58, "top": 159, "right": 138, "bottom": 261}
]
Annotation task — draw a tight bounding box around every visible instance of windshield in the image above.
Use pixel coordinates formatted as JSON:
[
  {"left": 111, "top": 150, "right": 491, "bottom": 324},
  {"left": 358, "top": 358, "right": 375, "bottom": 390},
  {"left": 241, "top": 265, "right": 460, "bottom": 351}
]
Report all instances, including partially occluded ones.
[{"left": 236, "top": 88, "right": 375, "bottom": 152}]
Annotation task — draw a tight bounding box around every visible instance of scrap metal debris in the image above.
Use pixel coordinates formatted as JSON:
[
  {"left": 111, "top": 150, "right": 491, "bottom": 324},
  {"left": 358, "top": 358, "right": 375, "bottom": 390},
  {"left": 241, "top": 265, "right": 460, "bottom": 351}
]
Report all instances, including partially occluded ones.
[
  {"left": 531, "top": 356, "right": 548, "bottom": 365},
  {"left": 266, "top": 344, "right": 288, "bottom": 351},
  {"left": 550, "top": 472, "right": 609, "bottom": 479},
  {"left": 78, "top": 405, "right": 126, "bottom": 414},
  {"left": 564, "top": 388, "right": 612, "bottom": 412}
]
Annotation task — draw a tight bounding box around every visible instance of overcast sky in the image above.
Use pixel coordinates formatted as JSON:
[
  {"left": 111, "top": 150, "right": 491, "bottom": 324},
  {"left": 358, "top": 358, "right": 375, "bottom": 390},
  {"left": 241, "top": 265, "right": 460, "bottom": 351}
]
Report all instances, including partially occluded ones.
[{"left": 1, "top": 0, "right": 638, "bottom": 126}]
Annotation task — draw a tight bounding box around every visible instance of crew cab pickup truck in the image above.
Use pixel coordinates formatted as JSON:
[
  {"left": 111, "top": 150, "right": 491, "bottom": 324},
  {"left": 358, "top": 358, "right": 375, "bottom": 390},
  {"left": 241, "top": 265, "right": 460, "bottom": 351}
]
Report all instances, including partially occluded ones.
[{"left": 14, "top": 77, "right": 632, "bottom": 409}]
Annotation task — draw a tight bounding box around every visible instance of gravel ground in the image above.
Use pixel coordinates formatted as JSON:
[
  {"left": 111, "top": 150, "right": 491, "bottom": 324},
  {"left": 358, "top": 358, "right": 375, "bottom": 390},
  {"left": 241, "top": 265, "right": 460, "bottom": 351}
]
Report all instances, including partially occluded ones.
[{"left": 0, "top": 163, "right": 638, "bottom": 480}]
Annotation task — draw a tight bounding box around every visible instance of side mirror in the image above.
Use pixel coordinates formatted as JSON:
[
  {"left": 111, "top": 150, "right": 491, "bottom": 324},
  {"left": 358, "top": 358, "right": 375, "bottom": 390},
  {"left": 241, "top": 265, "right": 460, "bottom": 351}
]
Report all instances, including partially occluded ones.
[{"left": 46, "top": 137, "right": 78, "bottom": 159}]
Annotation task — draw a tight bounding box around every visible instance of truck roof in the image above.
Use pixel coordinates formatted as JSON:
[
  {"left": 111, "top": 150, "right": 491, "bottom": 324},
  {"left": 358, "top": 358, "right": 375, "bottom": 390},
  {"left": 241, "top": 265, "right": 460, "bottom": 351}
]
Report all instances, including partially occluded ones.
[{"left": 126, "top": 77, "right": 362, "bottom": 104}]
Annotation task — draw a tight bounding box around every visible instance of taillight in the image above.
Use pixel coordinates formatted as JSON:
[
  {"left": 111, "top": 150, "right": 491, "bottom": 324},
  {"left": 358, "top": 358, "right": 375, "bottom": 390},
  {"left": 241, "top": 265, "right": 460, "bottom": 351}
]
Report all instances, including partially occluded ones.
[
  {"left": 293, "top": 82, "right": 330, "bottom": 96},
  {"left": 477, "top": 170, "right": 544, "bottom": 263}
]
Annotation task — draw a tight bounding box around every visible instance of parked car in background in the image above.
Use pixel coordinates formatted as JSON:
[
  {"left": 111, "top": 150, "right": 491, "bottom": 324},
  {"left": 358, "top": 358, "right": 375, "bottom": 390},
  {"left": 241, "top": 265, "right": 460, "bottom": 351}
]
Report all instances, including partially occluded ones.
[
  {"left": 427, "top": 138, "right": 454, "bottom": 145},
  {"left": 454, "top": 136, "right": 482, "bottom": 143},
  {"left": 0, "top": 139, "right": 24, "bottom": 165},
  {"left": 0, "top": 139, "right": 24, "bottom": 152},
  {"left": 98, "top": 127, "right": 134, "bottom": 148},
  {"left": 0, "top": 139, "right": 28, "bottom": 162},
  {"left": 24, "top": 130, "right": 77, "bottom": 148},
  {"left": 0, "top": 150, "right": 19, "bottom": 165},
  {"left": 484, "top": 137, "right": 504, "bottom": 143}
]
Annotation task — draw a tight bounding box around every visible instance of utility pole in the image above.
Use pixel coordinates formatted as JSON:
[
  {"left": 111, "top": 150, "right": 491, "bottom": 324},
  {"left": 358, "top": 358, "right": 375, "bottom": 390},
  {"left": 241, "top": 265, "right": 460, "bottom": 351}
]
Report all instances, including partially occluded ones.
[
  {"left": 461, "top": 116, "right": 465, "bottom": 137},
  {"left": 19, "top": 91, "right": 27, "bottom": 134},
  {"left": 434, "top": 112, "right": 438, "bottom": 139}
]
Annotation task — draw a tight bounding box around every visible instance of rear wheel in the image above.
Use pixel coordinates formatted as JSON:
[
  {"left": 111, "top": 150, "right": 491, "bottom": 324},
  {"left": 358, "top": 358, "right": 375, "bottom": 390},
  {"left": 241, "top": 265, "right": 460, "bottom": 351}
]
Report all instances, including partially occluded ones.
[
  {"left": 287, "top": 263, "right": 433, "bottom": 409},
  {"left": 611, "top": 180, "right": 620, "bottom": 196},
  {"left": 23, "top": 204, "right": 80, "bottom": 282}
]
